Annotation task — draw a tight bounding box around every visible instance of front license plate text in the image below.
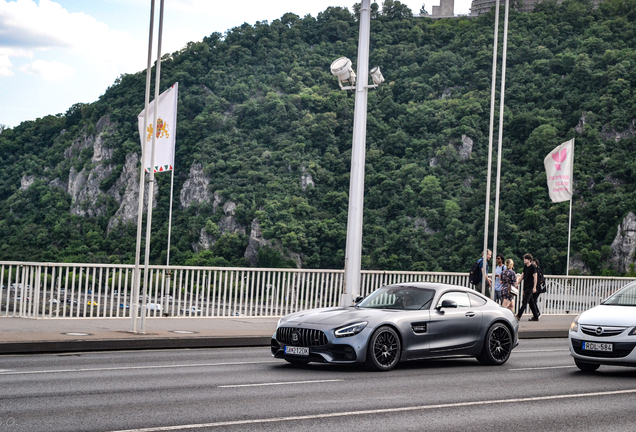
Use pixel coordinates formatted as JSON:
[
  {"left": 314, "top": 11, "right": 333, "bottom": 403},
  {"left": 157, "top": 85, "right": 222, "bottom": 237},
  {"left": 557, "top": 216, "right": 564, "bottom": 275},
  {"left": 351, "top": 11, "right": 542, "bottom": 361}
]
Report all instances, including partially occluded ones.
[
  {"left": 582, "top": 342, "right": 613, "bottom": 352},
  {"left": 285, "top": 346, "right": 309, "bottom": 356}
]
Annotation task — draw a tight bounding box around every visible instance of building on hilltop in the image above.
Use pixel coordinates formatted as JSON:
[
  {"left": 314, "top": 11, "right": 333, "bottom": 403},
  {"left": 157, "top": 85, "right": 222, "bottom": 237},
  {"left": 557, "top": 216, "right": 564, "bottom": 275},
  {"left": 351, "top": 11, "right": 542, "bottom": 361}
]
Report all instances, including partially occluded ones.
[{"left": 470, "top": 0, "right": 603, "bottom": 16}]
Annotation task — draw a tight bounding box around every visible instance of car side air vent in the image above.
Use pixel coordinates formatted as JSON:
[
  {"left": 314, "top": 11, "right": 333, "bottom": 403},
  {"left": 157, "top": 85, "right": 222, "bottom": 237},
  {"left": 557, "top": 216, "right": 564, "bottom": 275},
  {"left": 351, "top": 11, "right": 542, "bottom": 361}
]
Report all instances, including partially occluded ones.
[{"left": 411, "top": 322, "right": 427, "bottom": 334}]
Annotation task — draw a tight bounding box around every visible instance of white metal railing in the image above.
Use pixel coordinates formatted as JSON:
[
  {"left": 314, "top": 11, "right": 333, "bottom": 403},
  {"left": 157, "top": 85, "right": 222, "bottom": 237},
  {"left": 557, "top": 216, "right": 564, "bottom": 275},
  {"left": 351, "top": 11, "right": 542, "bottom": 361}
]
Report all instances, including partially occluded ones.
[{"left": 1, "top": 261, "right": 634, "bottom": 318}]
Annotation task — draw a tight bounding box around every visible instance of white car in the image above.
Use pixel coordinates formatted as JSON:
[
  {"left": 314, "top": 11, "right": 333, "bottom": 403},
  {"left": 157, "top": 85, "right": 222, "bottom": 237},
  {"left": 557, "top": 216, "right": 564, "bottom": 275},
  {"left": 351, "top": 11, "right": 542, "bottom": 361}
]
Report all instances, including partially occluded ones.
[{"left": 569, "top": 281, "right": 636, "bottom": 372}]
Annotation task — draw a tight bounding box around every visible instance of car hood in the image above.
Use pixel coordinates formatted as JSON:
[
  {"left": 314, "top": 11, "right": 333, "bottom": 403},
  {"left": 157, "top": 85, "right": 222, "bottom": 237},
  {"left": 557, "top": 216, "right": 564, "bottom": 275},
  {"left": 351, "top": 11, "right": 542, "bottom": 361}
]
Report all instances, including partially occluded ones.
[
  {"left": 279, "top": 307, "right": 401, "bottom": 327},
  {"left": 579, "top": 305, "right": 636, "bottom": 326}
]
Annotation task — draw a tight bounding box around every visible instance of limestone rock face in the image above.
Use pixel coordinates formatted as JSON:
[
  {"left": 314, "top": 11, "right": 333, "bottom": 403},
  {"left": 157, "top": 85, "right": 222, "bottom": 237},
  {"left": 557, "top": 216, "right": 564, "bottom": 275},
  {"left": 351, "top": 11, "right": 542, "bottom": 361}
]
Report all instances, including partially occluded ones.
[
  {"left": 180, "top": 163, "right": 210, "bottom": 208},
  {"left": 193, "top": 227, "right": 217, "bottom": 253},
  {"left": 575, "top": 112, "right": 588, "bottom": 135},
  {"left": 569, "top": 254, "right": 591, "bottom": 275},
  {"left": 610, "top": 212, "right": 636, "bottom": 273},
  {"left": 244, "top": 219, "right": 272, "bottom": 266},
  {"left": 414, "top": 218, "right": 437, "bottom": 235},
  {"left": 20, "top": 175, "right": 36, "bottom": 190},
  {"left": 458, "top": 135, "right": 473, "bottom": 160},
  {"left": 300, "top": 166, "right": 315, "bottom": 191},
  {"left": 601, "top": 119, "right": 636, "bottom": 142},
  {"left": 106, "top": 153, "right": 157, "bottom": 232}
]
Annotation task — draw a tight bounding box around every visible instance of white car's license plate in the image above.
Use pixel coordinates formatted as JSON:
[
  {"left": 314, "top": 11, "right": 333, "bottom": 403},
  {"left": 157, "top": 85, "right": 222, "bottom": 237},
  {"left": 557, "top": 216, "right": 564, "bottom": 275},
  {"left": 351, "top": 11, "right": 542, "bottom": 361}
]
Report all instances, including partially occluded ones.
[
  {"left": 582, "top": 342, "right": 613, "bottom": 352},
  {"left": 285, "top": 346, "right": 309, "bottom": 356}
]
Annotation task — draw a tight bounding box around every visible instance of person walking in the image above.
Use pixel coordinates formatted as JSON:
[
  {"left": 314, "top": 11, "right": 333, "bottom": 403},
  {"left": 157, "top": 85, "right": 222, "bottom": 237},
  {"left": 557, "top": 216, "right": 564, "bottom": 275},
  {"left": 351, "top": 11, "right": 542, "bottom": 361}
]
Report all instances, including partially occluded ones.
[
  {"left": 516, "top": 253, "right": 541, "bottom": 321},
  {"left": 494, "top": 254, "right": 505, "bottom": 304},
  {"left": 500, "top": 258, "right": 517, "bottom": 314},
  {"left": 472, "top": 250, "right": 492, "bottom": 298}
]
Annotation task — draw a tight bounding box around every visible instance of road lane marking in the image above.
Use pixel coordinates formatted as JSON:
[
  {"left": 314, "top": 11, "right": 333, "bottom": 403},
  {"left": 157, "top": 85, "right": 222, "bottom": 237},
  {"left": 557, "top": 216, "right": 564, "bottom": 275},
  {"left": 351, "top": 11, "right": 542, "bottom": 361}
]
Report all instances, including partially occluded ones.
[
  {"left": 106, "top": 388, "right": 636, "bottom": 432},
  {"left": 0, "top": 361, "right": 278, "bottom": 376},
  {"left": 219, "top": 379, "right": 344, "bottom": 388},
  {"left": 509, "top": 365, "right": 577, "bottom": 371}
]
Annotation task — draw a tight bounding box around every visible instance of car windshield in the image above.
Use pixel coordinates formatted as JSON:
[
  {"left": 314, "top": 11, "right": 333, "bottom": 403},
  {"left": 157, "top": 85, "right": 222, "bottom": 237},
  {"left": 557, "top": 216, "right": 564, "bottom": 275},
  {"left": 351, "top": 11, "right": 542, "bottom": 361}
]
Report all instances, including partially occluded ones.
[
  {"left": 357, "top": 286, "right": 435, "bottom": 310},
  {"left": 602, "top": 282, "right": 636, "bottom": 306}
]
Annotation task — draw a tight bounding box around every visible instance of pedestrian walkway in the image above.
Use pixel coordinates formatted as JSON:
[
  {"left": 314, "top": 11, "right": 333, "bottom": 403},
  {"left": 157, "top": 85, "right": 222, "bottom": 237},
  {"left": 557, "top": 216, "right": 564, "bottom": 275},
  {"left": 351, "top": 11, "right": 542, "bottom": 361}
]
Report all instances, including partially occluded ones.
[{"left": 0, "top": 314, "right": 575, "bottom": 355}]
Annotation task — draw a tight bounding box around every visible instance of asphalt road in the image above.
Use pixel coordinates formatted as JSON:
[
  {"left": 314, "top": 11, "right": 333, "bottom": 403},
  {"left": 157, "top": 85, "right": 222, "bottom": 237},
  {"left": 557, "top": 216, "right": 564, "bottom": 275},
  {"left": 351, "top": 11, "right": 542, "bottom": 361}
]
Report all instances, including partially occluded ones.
[{"left": 0, "top": 339, "right": 635, "bottom": 432}]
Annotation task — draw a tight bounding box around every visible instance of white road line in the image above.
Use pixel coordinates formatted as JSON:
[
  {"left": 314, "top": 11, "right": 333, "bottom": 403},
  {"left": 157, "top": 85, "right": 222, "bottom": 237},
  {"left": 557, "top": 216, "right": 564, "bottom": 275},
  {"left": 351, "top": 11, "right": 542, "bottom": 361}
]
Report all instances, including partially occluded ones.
[
  {"left": 0, "top": 369, "right": 14, "bottom": 372},
  {"left": 106, "top": 388, "right": 636, "bottom": 432},
  {"left": 509, "top": 365, "right": 577, "bottom": 371},
  {"left": 0, "top": 361, "right": 278, "bottom": 376},
  {"left": 219, "top": 379, "right": 344, "bottom": 388},
  {"left": 514, "top": 349, "right": 570, "bottom": 353}
]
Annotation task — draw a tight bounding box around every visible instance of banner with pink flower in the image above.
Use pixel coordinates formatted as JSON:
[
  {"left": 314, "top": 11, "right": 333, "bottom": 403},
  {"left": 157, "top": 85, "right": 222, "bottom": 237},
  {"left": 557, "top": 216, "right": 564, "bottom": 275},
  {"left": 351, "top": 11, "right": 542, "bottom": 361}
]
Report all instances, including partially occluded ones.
[{"left": 543, "top": 138, "right": 574, "bottom": 203}]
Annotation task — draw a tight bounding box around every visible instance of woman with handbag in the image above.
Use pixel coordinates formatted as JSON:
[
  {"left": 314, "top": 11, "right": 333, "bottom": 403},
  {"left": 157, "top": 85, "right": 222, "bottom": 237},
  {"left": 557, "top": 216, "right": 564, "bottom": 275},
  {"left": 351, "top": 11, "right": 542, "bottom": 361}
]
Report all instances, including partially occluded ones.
[{"left": 499, "top": 259, "right": 518, "bottom": 315}]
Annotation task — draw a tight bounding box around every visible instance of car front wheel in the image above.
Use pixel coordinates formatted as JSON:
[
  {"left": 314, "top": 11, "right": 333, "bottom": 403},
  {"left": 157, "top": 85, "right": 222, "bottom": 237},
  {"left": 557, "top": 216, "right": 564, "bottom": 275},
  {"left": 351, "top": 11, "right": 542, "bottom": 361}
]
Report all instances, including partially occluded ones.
[
  {"left": 575, "top": 360, "right": 600, "bottom": 373},
  {"left": 477, "top": 322, "right": 512, "bottom": 365},
  {"left": 366, "top": 326, "right": 401, "bottom": 371}
]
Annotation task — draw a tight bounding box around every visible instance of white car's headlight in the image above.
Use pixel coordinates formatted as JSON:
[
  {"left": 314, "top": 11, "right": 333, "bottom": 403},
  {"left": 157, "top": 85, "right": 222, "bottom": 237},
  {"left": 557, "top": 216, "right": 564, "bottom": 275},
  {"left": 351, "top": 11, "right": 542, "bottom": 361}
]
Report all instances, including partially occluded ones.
[
  {"left": 334, "top": 321, "right": 368, "bottom": 338},
  {"left": 629, "top": 327, "right": 636, "bottom": 336},
  {"left": 570, "top": 315, "right": 580, "bottom": 333}
]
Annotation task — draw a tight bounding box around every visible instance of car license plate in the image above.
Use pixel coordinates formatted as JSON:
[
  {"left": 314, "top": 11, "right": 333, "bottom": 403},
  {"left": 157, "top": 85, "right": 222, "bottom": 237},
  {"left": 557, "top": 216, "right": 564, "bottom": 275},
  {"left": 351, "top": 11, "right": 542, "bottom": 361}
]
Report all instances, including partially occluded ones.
[
  {"left": 285, "top": 346, "right": 309, "bottom": 356},
  {"left": 582, "top": 342, "right": 613, "bottom": 352}
]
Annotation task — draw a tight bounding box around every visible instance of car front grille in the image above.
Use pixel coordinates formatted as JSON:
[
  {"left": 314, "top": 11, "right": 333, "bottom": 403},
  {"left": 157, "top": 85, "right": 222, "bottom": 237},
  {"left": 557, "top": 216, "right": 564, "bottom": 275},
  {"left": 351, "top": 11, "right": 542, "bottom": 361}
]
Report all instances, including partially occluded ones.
[
  {"left": 277, "top": 327, "right": 328, "bottom": 347},
  {"left": 580, "top": 326, "right": 626, "bottom": 337},
  {"left": 571, "top": 339, "right": 636, "bottom": 358}
]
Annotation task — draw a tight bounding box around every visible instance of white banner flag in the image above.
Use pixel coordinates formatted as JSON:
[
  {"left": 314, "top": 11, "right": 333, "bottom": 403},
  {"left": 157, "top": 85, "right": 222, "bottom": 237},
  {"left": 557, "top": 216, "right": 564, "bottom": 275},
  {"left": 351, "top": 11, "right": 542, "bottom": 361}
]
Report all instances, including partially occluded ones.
[
  {"left": 544, "top": 138, "right": 574, "bottom": 203},
  {"left": 138, "top": 82, "right": 178, "bottom": 173}
]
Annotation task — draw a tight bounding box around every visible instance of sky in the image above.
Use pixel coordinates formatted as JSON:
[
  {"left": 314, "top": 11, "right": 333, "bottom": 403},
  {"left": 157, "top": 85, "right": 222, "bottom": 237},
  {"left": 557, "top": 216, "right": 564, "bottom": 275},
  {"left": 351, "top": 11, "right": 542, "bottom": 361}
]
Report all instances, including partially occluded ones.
[{"left": 0, "top": 0, "right": 473, "bottom": 129}]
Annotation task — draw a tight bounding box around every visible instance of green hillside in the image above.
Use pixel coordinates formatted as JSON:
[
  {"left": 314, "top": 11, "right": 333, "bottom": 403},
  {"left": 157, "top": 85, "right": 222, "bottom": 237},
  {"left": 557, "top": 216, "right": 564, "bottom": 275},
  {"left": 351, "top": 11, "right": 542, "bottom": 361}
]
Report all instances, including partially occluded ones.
[{"left": 1, "top": 0, "right": 635, "bottom": 275}]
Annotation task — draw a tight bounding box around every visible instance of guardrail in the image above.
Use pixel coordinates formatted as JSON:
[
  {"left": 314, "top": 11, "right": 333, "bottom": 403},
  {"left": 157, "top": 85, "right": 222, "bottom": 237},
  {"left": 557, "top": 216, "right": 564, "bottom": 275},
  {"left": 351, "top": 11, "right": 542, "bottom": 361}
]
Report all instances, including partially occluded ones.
[{"left": 1, "top": 261, "right": 634, "bottom": 318}]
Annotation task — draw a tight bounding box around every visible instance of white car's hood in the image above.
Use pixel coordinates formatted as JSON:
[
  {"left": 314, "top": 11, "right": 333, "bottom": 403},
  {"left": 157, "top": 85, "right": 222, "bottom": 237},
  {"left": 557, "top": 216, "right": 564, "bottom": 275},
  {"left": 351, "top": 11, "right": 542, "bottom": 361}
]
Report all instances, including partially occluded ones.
[{"left": 579, "top": 305, "right": 636, "bottom": 327}]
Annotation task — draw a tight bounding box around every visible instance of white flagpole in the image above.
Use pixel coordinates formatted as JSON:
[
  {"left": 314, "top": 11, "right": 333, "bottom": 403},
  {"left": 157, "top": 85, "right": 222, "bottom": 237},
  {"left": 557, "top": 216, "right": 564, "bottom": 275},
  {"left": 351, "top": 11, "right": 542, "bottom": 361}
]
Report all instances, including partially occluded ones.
[
  {"left": 566, "top": 197, "right": 573, "bottom": 276},
  {"left": 131, "top": 0, "right": 155, "bottom": 333},
  {"left": 140, "top": 0, "right": 164, "bottom": 334},
  {"left": 166, "top": 169, "right": 174, "bottom": 266},
  {"left": 482, "top": 0, "right": 500, "bottom": 293},
  {"left": 491, "top": 0, "right": 509, "bottom": 299}
]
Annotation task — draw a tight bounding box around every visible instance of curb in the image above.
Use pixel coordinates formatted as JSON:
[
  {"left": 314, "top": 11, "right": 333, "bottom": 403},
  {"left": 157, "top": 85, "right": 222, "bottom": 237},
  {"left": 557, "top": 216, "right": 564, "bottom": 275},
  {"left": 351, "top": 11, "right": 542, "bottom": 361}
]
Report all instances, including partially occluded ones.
[
  {"left": 0, "top": 336, "right": 272, "bottom": 355},
  {"left": 0, "top": 329, "right": 567, "bottom": 355}
]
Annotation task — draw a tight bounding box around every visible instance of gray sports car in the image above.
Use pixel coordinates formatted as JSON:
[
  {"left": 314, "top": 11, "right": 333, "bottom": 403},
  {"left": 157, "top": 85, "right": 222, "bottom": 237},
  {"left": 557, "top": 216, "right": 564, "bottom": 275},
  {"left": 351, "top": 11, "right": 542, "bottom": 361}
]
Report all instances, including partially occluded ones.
[{"left": 271, "top": 282, "right": 519, "bottom": 371}]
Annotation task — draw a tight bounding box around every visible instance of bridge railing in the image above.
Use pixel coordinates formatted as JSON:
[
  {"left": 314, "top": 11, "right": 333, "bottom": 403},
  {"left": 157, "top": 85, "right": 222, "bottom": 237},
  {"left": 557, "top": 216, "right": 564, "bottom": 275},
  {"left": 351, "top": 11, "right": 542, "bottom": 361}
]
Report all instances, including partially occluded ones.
[{"left": 1, "top": 261, "right": 634, "bottom": 318}]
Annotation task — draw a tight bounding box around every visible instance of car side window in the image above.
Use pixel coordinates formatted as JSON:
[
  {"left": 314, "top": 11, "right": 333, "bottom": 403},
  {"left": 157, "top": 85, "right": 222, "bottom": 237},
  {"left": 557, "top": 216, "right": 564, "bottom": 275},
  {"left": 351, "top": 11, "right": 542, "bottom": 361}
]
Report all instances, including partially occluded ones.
[
  {"left": 436, "top": 291, "right": 471, "bottom": 308},
  {"left": 468, "top": 293, "right": 487, "bottom": 307}
]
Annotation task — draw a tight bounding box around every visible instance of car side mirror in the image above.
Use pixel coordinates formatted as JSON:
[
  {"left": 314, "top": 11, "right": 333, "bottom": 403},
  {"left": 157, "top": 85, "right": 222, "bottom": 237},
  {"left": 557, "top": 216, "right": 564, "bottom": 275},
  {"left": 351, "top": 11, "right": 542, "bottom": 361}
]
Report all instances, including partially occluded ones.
[
  {"left": 437, "top": 299, "right": 458, "bottom": 310},
  {"left": 354, "top": 296, "right": 365, "bottom": 304}
]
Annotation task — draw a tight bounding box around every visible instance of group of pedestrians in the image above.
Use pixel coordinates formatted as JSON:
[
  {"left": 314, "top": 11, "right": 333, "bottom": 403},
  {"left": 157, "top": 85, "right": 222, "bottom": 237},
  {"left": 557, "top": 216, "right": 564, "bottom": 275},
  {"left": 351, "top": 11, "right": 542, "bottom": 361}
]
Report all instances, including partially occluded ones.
[{"left": 471, "top": 251, "right": 543, "bottom": 321}]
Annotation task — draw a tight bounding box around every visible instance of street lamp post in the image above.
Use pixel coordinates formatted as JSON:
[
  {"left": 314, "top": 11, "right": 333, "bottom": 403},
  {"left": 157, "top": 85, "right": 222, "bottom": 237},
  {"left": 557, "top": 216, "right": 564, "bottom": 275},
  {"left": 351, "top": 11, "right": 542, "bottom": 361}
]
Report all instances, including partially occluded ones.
[{"left": 342, "top": 0, "right": 372, "bottom": 307}]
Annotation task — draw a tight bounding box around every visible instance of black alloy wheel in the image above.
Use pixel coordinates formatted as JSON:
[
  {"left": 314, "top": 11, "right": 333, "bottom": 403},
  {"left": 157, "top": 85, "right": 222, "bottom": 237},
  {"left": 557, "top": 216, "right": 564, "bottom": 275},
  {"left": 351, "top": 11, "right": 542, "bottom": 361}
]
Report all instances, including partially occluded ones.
[
  {"left": 575, "top": 360, "right": 600, "bottom": 373},
  {"left": 366, "top": 326, "right": 401, "bottom": 371},
  {"left": 477, "top": 322, "right": 512, "bottom": 365}
]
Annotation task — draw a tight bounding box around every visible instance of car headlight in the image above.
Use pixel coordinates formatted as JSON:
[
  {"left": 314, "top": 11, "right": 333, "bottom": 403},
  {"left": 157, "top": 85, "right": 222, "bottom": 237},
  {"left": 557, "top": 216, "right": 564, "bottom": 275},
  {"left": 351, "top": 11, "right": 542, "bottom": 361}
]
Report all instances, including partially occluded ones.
[
  {"left": 629, "top": 327, "right": 636, "bottom": 336},
  {"left": 570, "top": 315, "right": 580, "bottom": 333},
  {"left": 334, "top": 321, "right": 368, "bottom": 338}
]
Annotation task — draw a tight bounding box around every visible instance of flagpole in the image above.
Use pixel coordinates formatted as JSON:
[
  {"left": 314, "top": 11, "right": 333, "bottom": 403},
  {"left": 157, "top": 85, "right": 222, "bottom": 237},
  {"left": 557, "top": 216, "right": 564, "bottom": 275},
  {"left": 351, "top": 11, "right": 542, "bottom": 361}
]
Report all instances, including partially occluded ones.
[
  {"left": 482, "top": 0, "right": 500, "bottom": 293},
  {"left": 166, "top": 168, "right": 174, "bottom": 266},
  {"left": 491, "top": 0, "right": 509, "bottom": 299},
  {"left": 140, "top": 0, "right": 164, "bottom": 334},
  {"left": 131, "top": 0, "right": 155, "bottom": 333},
  {"left": 566, "top": 197, "right": 573, "bottom": 276}
]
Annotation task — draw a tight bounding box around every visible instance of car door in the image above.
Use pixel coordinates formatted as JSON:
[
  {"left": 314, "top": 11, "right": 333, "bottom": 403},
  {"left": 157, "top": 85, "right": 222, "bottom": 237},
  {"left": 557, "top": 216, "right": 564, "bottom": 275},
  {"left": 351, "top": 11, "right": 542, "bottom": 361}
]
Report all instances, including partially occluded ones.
[{"left": 428, "top": 291, "right": 483, "bottom": 352}]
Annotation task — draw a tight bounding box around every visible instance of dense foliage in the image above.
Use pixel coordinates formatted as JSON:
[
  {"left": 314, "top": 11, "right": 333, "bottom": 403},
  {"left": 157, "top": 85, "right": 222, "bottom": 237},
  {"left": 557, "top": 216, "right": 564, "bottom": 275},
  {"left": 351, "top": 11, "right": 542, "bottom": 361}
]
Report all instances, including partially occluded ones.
[{"left": 1, "top": 0, "right": 636, "bottom": 275}]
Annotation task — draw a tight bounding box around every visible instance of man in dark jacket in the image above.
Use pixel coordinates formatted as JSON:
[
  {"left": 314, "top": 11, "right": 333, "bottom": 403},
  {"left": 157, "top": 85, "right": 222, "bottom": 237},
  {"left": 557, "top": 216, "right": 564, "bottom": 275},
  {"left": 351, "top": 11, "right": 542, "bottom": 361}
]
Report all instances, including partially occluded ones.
[{"left": 516, "top": 253, "right": 541, "bottom": 321}]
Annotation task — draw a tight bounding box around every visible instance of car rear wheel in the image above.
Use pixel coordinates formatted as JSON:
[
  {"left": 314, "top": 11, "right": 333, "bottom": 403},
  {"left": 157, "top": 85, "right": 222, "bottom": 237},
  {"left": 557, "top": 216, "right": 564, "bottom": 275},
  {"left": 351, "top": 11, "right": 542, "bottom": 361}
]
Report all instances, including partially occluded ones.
[
  {"left": 477, "top": 322, "right": 512, "bottom": 365},
  {"left": 575, "top": 360, "right": 600, "bottom": 373},
  {"left": 366, "top": 326, "right": 401, "bottom": 371}
]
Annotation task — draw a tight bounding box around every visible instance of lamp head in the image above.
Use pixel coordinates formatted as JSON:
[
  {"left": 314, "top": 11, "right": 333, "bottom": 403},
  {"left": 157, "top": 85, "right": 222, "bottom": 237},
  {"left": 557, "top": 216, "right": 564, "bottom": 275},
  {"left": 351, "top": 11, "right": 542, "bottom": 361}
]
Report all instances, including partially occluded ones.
[
  {"left": 331, "top": 57, "right": 356, "bottom": 85},
  {"left": 370, "top": 66, "right": 384, "bottom": 86}
]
